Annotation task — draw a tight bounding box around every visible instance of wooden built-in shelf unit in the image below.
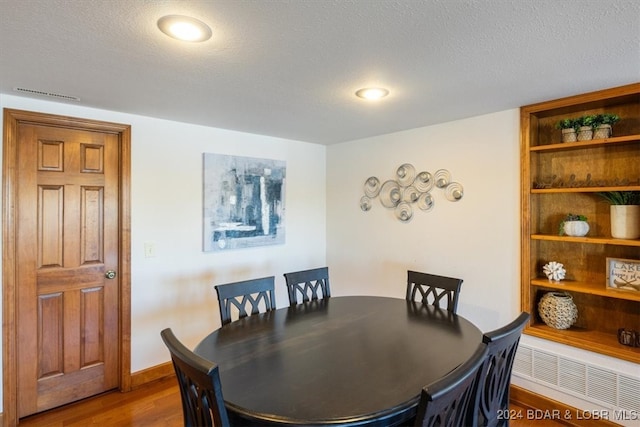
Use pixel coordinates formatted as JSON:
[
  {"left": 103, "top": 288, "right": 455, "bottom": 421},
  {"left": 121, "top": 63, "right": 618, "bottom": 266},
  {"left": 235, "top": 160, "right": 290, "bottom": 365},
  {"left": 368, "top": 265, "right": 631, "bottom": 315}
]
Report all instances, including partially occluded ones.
[{"left": 520, "top": 83, "right": 640, "bottom": 363}]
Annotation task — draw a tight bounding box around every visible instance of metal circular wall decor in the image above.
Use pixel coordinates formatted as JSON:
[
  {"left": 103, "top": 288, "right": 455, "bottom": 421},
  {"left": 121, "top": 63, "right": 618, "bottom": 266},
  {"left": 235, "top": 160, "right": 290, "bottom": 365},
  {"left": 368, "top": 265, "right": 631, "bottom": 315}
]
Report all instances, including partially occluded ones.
[
  {"left": 445, "top": 182, "right": 464, "bottom": 202},
  {"left": 360, "top": 196, "right": 372, "bottom": 211},
  {"left": 413, "top": 171, "right": 434, "bottom": 193},
  {"left": 417, "top": 192, "right": 435, "bottom": 211},
  {"left": 379, "top": 180, "right": 402, "bottom": 208},
  {"left": 363, "top": 176, "right": 381, "bottom": 198},
  {"left": 359, "top": 163, "right": 464, "bottom": 222},
  {"left": 434, "top": 169, "right": 452, "bottom": 188},
  {"left": 402, "top": 185, "right": 420, "bottom": 203},
  {"left": 395, "top": 202, "right": 413, "bottom": 222},
  {"left": 395, "top": 163, "right": 416, "bottom": 187}
]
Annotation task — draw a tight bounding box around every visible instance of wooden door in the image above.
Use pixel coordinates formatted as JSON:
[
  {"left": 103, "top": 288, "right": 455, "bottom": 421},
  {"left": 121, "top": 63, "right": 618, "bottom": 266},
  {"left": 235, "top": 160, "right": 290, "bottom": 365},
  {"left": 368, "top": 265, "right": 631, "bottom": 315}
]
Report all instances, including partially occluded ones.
[{"left": 14, "top": 121, "right": 120, "bottom": 417}]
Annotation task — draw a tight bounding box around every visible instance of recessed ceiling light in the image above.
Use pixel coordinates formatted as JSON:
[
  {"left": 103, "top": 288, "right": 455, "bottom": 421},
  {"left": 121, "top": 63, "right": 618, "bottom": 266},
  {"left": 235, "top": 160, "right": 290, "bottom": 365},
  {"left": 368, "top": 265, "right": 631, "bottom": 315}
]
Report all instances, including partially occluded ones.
[
  {"left": 157, "top": 15, "right": 212, "bottom": 42},
  {"left": 355, "top": 87, "right": 389, "bottom": 100}
]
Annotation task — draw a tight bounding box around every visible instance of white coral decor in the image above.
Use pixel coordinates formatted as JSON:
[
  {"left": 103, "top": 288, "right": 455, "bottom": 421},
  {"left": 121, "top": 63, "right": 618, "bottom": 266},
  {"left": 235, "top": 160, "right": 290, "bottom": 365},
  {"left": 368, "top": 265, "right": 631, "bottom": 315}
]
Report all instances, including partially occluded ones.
[{"left": 543, "top": 261, "right": 566, "bottom": 282}]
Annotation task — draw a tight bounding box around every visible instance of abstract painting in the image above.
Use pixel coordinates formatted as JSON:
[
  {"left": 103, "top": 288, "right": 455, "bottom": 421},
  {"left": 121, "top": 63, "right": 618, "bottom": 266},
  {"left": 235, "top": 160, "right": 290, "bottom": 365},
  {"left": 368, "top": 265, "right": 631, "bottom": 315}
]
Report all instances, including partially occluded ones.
[{"left": 203, "top": 153, "right": 286, "bottom": 251}]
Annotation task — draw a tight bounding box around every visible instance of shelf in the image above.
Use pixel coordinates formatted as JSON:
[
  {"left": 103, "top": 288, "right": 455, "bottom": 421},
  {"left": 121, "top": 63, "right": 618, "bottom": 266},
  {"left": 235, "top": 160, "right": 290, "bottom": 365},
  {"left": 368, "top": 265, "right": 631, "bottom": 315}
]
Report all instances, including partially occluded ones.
[
  {"left": 524, "top": 323, "right": 640, "bottom": 364},
  {"left": 531, "top": 279, "right": 640, "bottom": 302},
  {"left": 531, "top": 186, "right": 640, "bottom": 194},
  {"left": 530, "top": 234, "right": 640, "bottom": 247},
  {"left": 530, "top": 134, "right": 640, "bottom": 151},
  {"left": 523, "top": 87, "right": 640, "bottom": 118}
]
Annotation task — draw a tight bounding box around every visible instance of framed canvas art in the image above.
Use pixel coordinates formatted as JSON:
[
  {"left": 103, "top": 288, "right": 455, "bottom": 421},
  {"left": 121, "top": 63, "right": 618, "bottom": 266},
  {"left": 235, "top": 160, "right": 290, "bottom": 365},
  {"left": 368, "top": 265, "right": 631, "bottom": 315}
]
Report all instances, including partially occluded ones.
[{"left": 203, "top": 153, "right": 286, "bottom": 252}]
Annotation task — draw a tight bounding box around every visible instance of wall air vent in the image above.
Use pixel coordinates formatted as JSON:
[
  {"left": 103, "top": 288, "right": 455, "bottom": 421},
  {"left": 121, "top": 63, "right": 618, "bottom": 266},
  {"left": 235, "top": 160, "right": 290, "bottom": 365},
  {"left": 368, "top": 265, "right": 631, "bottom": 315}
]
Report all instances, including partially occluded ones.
[
  {"left": 513, "top": 343, "right": 640, "bottom": 416},
  {"left": 13, "top": 87, "right": 80, "bottom": 102}
]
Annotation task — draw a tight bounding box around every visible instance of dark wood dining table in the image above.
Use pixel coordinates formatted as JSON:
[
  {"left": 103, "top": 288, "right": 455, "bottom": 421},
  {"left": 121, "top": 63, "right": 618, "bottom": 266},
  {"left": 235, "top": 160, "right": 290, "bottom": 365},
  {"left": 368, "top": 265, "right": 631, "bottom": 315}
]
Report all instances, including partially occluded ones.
[{"left": 194, "top": 296, "right": 482, "bottom": 426}]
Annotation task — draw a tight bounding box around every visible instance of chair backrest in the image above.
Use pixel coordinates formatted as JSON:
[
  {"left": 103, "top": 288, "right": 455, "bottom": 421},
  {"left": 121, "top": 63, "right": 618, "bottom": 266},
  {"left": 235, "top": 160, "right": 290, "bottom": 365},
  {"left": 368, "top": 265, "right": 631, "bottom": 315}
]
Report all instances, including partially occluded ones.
[
  {"left": 215, "top": 276, "right": 276, "bottom": 326},
  {"left": 283, "top": 267, "right": 331, "bottom": 305},
  {"left": 414, "top": 342, "right": 489, "bottom": 427},
  {"left": 160, "top": 328, "right": 230, "bottom": 427},
  {"left": 406, "top": 270, "right": 463, "bottom": 313},
  {"left": 474, "top": 312, "right": 530, "bottom": 427}
]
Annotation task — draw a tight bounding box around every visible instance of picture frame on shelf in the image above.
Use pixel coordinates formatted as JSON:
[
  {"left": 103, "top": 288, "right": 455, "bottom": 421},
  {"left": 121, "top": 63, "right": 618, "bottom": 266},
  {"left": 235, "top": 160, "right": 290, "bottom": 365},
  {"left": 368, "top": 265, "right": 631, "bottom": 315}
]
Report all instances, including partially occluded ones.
[{"left": 606, "top": 257, "right": 640, "bottom": 292}]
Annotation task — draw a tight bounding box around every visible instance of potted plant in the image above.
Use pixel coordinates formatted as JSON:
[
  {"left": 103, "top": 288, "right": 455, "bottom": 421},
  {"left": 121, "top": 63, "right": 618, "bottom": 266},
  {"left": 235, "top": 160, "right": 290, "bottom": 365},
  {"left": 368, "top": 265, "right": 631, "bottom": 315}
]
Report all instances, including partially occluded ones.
[
  {"left": 555, "top": 118, "right": 578, "bottom": 143},
  {"left": 576, "top": 115, "right": 597, "bottom": 141},
  {"left": 559, "top": 213, "right": 589, "bottom": 236},
  {"left": 597, "top": 191, "right": 640, "bottom": 239},
  {"left": 593, "top": 113, "right": 620, "bottom": 139}
]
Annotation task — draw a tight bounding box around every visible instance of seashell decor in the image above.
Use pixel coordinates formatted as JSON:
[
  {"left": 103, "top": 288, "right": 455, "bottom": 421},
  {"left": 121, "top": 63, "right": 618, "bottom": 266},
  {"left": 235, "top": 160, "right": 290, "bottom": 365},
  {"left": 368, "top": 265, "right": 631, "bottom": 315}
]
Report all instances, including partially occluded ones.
[{"left": 543, "top": 261, "right": 566, "bottom": 282}]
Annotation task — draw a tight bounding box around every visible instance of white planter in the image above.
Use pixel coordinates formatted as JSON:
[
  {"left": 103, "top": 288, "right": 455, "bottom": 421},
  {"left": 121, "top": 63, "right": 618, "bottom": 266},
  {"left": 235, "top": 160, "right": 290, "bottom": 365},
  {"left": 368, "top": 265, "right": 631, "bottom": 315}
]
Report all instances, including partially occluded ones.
[
  {"left": 611, "top": 205, "right": 640, "bottom": 239},
  {"left": 561, "top": 128, "right": 577, "bottom": 143},
  {"left": 577, "top": 126, "right": 593, "bottom": 141},
  {"left": 563, "top": 220, "right": 589, "bottom": 237}
]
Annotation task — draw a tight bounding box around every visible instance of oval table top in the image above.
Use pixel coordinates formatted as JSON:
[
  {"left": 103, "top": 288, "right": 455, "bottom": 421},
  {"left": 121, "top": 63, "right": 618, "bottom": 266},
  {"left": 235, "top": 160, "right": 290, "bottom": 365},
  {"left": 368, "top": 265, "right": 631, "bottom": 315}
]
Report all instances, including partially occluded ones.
[{"left": 194, "top": 296, "right": 482, "bottom": 426}]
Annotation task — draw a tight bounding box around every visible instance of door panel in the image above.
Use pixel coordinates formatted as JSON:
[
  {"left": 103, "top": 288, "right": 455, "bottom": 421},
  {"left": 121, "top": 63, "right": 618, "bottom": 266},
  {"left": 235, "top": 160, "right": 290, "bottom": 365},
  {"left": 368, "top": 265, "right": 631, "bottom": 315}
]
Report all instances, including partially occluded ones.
[
  {"left": 38, "top": 185, "right": 64, "bottom": 267},
  {"left": 38, "top": 293, "right": 64, "bottom": 378},
  {"left": 16, "top": 123, "right": 119, "bottom": 417}
]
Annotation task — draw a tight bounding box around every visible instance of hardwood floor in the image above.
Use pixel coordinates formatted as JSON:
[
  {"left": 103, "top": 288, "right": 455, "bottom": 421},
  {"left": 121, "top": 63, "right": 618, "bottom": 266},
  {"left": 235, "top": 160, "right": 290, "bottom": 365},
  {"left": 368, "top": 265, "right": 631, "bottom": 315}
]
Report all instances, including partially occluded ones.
[
  {"left": 18, "top": 377, "right": 567, "bottom": 427},
  {"left": 18, "top": 377, "right": 183, "bottom": 427}
]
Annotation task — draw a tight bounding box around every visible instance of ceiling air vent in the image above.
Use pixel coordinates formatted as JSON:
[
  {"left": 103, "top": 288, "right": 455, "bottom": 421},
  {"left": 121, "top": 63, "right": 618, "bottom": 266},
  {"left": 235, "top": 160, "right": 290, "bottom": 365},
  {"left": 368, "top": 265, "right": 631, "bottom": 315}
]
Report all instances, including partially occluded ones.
[{"left": 13, "top": 87, "right": 80, "bottom": 102}]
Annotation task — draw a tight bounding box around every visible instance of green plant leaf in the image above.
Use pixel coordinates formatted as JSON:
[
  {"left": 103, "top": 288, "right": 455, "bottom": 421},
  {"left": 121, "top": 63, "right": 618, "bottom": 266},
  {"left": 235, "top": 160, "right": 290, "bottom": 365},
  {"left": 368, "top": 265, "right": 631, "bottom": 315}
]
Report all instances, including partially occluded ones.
[{"left": 597, "top": 191, "right": 640, "bottom": 205}]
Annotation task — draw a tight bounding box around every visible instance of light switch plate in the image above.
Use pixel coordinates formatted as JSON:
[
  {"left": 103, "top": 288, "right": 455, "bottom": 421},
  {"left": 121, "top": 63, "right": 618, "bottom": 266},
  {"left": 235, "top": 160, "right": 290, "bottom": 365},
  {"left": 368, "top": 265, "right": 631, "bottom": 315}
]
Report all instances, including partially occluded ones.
[{"left": 144, "top": 241, "right": 156, "bottom": 258}]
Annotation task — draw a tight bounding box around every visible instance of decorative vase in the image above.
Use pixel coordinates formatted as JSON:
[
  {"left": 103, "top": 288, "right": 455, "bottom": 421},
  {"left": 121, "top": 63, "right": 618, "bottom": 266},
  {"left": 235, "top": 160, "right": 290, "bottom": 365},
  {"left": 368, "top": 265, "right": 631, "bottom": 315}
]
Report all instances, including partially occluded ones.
[
  {"left": 563, "top": 220, "right": 589, "bottom": 237},
  {"left": 576, "top": 126, "right": 593, "bottom": 141},
  {"left": 561, "top": 128, "right": 577, "bottom": 143},
  {"left": 593, "top": 124, "right": 612, "bottom": 139},
  {"left": 610, "top": 205, "right": 640, "bottom": 239},
  {"left": 538, "top": 292, "right": 578, "bottom": 330}
]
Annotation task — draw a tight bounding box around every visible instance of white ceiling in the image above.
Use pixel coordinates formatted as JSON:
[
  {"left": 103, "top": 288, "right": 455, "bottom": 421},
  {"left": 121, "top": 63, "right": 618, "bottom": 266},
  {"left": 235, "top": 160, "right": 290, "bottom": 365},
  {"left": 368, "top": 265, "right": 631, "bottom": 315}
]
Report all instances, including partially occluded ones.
[{"left": 1, "top": 0, "right": 638, "bottom": 145}]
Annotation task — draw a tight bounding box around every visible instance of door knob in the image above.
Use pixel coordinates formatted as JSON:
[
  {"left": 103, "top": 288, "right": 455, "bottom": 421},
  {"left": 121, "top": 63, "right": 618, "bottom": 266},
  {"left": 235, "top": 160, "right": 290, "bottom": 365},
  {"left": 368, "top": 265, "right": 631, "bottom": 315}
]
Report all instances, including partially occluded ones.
[{"left": 105, "top": 270, "right": 117, "bottom": 279}]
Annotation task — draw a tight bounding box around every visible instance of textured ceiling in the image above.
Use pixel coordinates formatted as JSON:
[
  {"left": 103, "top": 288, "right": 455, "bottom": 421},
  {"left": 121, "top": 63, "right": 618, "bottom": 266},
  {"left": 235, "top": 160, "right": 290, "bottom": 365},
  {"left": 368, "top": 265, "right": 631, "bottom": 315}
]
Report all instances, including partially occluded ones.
[{"left": 1, "top": 0, "right": 638, "bottom": 145}]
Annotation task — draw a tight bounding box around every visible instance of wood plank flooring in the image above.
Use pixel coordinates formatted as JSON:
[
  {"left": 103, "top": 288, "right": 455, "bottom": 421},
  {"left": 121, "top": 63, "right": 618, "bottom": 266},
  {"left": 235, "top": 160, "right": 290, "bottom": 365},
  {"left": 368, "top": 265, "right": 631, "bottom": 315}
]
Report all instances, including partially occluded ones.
[
  {"left": 18, "top": 377, "right": 567, "bottom": 427},
  {"left": 18, "top": 377, "right": 182, "bottom": 427}
]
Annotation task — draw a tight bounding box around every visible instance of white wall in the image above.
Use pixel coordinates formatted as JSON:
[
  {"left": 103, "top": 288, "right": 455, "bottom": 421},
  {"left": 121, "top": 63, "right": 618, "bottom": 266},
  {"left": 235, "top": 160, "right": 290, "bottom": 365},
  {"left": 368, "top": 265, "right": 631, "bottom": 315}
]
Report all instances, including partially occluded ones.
[
  {"left": 327, "top": 110, "right": 521, "bottom": 331},
  {"left": 0, "top": 94, "right": 327, "bottom": 401}
]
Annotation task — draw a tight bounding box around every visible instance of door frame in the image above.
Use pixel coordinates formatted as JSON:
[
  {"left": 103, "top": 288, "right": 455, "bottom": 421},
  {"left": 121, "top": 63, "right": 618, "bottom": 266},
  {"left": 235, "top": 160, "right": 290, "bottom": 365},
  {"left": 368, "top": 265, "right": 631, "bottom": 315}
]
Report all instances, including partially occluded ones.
[{"left": 2, "top": 109, "right": 132, "bottom": 426}]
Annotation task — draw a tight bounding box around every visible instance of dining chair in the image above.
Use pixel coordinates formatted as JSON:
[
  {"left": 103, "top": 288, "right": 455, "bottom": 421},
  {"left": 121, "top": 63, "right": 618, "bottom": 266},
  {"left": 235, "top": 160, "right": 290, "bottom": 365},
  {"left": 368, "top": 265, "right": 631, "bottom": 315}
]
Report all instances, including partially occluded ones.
[
  {"left": 414, "top": 342, "right": 489, "bottom": 427},
  {"left": 406, "top": 270, "right": 463, "bottom": 313},
  {"left": 474, "top": 312, "right": 530, "bottom": 427},
  {"left": 283, "top": 267, "right": 331, "bottom": 305},
  {"left": 160, "top": 328, "right": 230, "bottom": 427},
  {"left": 215, "top": 276, "right": 276, "bottom": 326}
]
